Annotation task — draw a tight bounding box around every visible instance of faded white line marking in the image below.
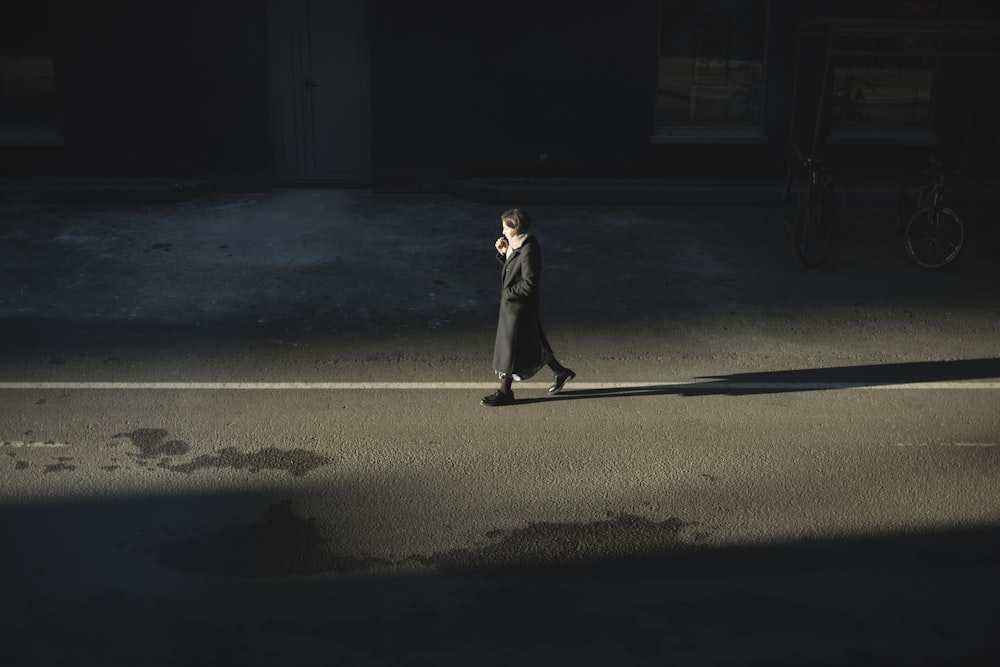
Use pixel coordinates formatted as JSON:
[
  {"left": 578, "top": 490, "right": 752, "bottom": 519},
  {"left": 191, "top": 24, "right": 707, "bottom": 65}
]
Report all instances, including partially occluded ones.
[
  {"left": 1, "top": 381, "right": 999, "bottom": 391},
  {"left": 1, "top": 441, "right": 70, "bottom": 448},
  {"left": 895, "top": 442, "right": 1000, "bottom": 448}
]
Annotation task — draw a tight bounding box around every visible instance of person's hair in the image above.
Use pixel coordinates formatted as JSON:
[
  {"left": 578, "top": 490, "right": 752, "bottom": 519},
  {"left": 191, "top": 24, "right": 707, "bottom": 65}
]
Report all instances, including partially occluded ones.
[{"left": 501, "top": 208, "right": 532, "bottom": 234}]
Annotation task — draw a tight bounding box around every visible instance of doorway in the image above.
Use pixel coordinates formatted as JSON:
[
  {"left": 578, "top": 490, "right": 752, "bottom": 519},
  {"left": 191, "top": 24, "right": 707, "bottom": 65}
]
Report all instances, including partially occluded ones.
[{"left": 267, "top": 0, "right": 371, "bottom": 184}]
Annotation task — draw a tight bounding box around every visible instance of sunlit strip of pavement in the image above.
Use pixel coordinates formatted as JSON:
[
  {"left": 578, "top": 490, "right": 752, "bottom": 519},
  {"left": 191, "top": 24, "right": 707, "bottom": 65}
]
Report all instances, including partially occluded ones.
[{"left": 1, "top": 381, "right": 999, "bottom": 391}]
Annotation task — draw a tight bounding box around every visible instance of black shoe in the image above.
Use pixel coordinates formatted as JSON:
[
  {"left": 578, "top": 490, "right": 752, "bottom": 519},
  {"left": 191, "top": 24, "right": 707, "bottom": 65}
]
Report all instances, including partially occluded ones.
[
  {"left": 481, "top": 390, "right": 515, "bottom": 406},
  {"left": 548, "top": 369, "right": 576, "bottom": 394}
]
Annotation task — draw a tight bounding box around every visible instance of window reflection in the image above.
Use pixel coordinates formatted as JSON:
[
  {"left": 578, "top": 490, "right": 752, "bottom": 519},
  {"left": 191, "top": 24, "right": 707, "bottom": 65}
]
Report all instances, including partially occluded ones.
[
  {"left": 656, "top": 0, "right": 766, "bottom": 126},
  {"left": 831, "top": 31, "right": 934, "bottom": 129},
  {"left": 832, "top": 59, "right": 932, "bottom": 127}
]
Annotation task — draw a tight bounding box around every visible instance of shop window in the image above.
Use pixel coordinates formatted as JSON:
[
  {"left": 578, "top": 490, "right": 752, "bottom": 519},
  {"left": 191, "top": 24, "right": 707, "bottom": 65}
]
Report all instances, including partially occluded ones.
[
  {"left": 654, "top": 0, "right": 768, "bottom": 142},
  {"left": 828, "top": 28, "right": 936, "bottom": 143},
  {"left": 821, "top": 1, "right": 955, "bottom": 144},
  {"left": 831, "top": 57, "right": 933, "bottom": 128}
]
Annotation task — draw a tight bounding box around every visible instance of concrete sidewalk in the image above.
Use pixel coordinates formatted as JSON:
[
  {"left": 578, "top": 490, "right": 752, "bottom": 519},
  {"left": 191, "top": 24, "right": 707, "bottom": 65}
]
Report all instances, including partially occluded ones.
[
  {"left": 3, "top": 174, "right": 997, "bottom": 207},
  {"left": 2, "top": 175, "right": 791, "bottom": 205},
  {"left": 2, "top": 187, "right": 998, "bottom": 385},
  {"left": 0, "top": 177, "right": 211, "bottom": 204}
]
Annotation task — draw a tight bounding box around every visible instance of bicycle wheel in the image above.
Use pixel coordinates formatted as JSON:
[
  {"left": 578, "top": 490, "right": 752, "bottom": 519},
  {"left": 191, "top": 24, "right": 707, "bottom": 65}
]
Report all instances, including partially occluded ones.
[
  {"left": 793, "top": 189, "right": 833, "bottom": 268},
  {"left": 896, "top": 182, "right": 918, "bottom": 234},
  {"left": 904, "top": 206, "right": 964, "bottom": 269}
]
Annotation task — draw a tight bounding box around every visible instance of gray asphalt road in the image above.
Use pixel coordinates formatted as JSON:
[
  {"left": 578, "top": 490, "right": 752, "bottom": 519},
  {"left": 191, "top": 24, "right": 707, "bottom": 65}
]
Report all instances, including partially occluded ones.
[{"left": 2, "top": 191, "right": 999, "bottom": 665}]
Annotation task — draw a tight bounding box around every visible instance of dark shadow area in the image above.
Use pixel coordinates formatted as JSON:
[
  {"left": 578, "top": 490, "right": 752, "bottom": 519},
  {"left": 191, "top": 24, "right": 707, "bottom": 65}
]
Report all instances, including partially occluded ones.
[
  {"left": 2, "top": 193, "right": 999, "bottom": 404},
  {"left": 510, "top": 357, "right": 1000, "bottom": 404},
  {"left": 1, "top": 194, "right": 999, "bottom": 343},
  {"left": 706, "top": 357, "right": 1000, "bottom": 384},
  {"left": 0, "top": 491, "right": 998, "bottom": 665}
]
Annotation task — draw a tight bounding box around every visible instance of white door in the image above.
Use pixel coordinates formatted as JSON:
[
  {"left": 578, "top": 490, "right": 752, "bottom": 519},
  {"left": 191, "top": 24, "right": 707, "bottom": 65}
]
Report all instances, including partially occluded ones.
[{"left": 268, "top": 0, "right": 371, "bottom": 183}]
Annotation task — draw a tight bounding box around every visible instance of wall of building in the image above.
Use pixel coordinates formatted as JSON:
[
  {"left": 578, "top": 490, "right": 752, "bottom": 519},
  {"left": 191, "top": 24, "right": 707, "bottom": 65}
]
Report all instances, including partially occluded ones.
[
  {"left": 8, "top": 0, "right": 272, "bottom": 191},
  {"left": 367, "top": 0, "right": 663, "bottom": 189},
  {"left": 3, "top": 0, "right": 997, "bottom": 192}
]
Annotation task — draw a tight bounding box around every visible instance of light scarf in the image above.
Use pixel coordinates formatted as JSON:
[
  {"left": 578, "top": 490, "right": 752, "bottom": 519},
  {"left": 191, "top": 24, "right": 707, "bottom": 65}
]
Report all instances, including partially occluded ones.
[{"left": 505, "top": 232, "right": 531, "bottom": 259}]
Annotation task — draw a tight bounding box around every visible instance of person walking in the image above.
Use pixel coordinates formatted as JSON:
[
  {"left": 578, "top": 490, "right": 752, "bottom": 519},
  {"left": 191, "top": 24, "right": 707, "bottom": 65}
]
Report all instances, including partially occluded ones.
[{"left": 481, "top": 208, "right": 575, "bottom": 407}]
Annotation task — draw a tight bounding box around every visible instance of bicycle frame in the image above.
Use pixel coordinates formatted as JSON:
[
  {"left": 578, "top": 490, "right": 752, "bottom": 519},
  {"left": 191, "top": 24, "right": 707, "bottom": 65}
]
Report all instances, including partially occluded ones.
[
  {"left": 911, "top": 172, "right": 944, "bottom": 210},
  {"left": 784, "top": 145, "right": 836, "bottom": 268},
  {"left": 899, "top": 159, "right": 964, "bottom": 269},
  {"left": 897, "top": 160, "right": 945, "bottom": 231}
]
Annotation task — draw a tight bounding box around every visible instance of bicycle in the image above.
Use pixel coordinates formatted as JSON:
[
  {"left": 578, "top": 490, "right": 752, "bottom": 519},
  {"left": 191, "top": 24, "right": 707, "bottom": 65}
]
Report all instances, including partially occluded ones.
[
  {"left": 896, "top": 158, "right": 964, "bottom": 269},
  {"left": 784, "top": 144, "right": 835, "bottom": 268}
]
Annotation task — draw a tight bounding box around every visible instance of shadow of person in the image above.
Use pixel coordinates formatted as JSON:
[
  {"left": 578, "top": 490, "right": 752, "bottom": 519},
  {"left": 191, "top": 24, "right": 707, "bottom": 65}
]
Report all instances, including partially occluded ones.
[{"left": 511, "top": 358, "right": 1000, "bottom": 404}]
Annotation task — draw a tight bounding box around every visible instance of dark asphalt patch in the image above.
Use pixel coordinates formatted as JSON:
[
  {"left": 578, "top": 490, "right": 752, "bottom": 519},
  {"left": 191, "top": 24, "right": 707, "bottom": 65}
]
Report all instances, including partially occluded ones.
[
  {"left": 114, "top": 428, "right": 191, "bottom": 457},
  {"left": 160, "top": 447, "right": 330, "bottom": 477},
  {"left": 42, "top": 458, "right": 76, "bottom": 474},
  {"left": 158, "top": 500, "right": 385, "bottom": 577},
  {"left": 112, "top": 428, "right": 331, "bottom": 477},
  {"left": 424, "top": 513, "right": 698, "bottom": 576},
  {"left": 157, "top": 504, "right": 700, "bottom": 583}
]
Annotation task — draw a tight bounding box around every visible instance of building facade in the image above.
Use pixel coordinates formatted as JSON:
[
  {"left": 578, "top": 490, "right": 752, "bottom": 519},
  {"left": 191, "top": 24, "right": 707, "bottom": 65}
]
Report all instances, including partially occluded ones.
[{"left": 3, "top": 0, "right": 998, "bottom": 192}]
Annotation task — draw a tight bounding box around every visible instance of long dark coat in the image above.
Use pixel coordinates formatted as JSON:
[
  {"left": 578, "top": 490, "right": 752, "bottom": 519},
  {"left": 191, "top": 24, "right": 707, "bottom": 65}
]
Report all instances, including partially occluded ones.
[{"left": 492, "top": 234, "right": 545, "bottom": 379}]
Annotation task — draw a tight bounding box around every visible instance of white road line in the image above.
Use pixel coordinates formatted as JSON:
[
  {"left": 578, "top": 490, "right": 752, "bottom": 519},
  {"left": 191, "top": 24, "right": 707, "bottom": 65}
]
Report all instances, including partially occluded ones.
[
  {"left": 1, "top": 381, "right": 999, "bottom": 391},
  {"left": 1, "top": 441, "right": 70, "bottom": 448},
  {"left": 896, "top": 442, "right": 1000, "bottom": 448}
]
